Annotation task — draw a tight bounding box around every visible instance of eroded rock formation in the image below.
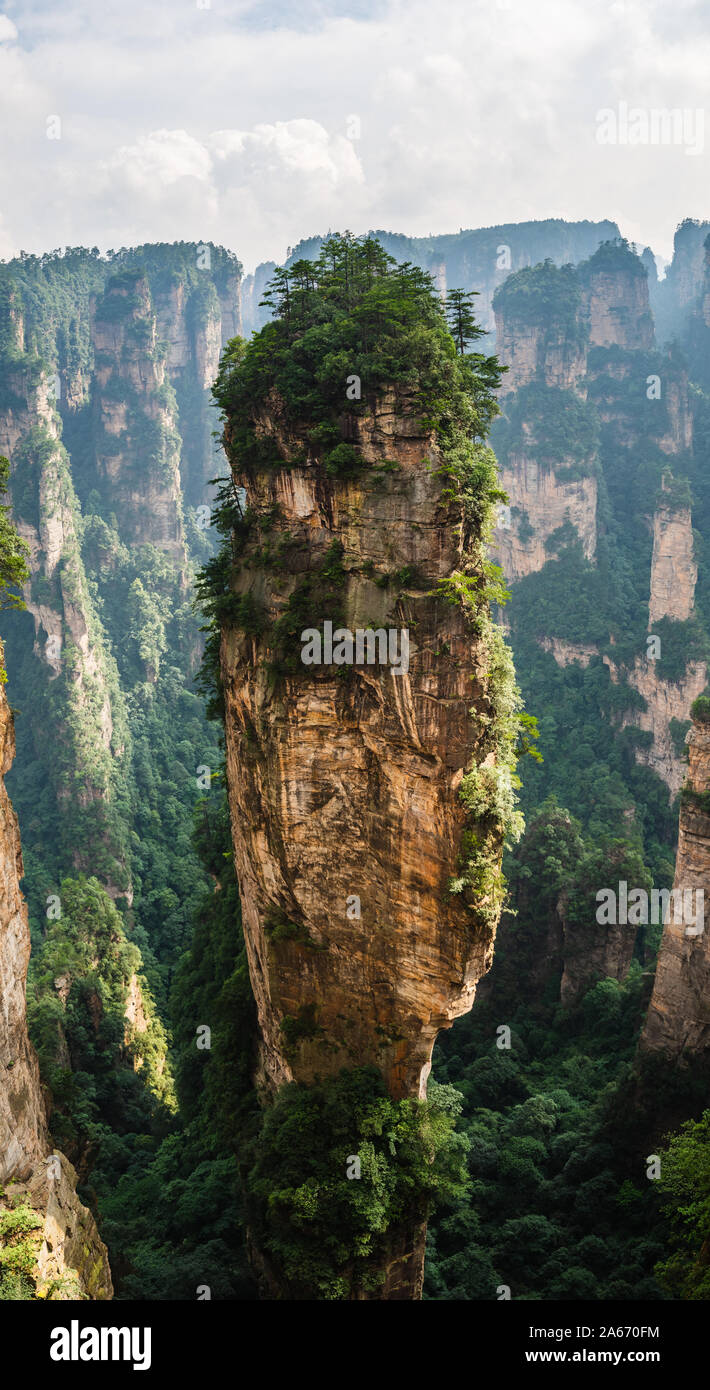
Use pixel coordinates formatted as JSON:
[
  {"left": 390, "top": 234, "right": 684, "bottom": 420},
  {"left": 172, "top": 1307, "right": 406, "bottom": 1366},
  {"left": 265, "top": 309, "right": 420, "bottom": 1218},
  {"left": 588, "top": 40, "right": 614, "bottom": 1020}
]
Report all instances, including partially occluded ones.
[
  {"left": 641, "top": 714, "right": 710, "bottom": 1056},
  {"left": 648, "top": 498, "right": 697, "bottom": 626},
  {"left": 220, "top": 392, "right": 510, "bottom": 1104}
]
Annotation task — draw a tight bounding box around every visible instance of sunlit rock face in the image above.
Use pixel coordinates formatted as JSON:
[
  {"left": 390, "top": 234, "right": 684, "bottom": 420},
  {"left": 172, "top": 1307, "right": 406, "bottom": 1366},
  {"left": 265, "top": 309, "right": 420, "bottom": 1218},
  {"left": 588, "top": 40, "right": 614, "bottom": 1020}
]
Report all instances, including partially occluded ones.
[{"left": 220, "top": 391, "right": 509, "bottom": 1105}]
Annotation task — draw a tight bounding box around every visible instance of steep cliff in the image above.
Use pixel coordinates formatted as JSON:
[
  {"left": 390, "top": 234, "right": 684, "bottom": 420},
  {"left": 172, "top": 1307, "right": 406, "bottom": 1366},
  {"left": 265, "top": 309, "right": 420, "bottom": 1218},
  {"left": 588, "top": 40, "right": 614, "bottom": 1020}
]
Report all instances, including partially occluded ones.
[
  {"left": 210, "top": 235, "right": 526, "bottom": 1298},
  {"left": 490, "top": 241, "right": 705, "bottom": 812},
  {"left": 91, "top": 270, "right": 186, "bottom": 561},
  {"left": 641, "top": 707, "right": 710, "bottom": 1056},
  {"left": 0, "top": 679, "right": 112, "bottom": 1299},
  {"left": 652, "top": 218, "right": 710, "bottom": 350},
  {"left": 578, "top": 242, "right": 654, "bottom": 351},
  {"left": 0, "top": 243, "right": 239, "bottom": 937},
  {"left": 0, "top": 297, "right": 131, "bottom": 897}
]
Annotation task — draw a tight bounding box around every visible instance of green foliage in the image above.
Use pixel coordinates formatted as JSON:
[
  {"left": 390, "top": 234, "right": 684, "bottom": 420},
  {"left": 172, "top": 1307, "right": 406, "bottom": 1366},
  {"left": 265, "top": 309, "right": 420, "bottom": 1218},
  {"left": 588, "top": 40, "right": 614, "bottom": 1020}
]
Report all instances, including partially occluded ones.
[
  {"left": 492, "top": 383, "right": 599, "bottom": 472},
  {"left": 244, "top": 1068, "right": 469, "bottom": 1299},
  {"left": 577, "top": 237, "right": 648, "bottom": 280},
  {"left": 493, "top": 260, "right": 582, "bottom": 333},
  {"left": 28, "top": 875, "right": 175, "bottom": 1153},
  {"left": 0, "top": 1201, "right": 43, "bottom": 1300},
  {"left": 655, "top": 1110, "right": 710, "bottom": 1299},
  {"left": 0, "top": 455, "right": 29, "bottom": 618},
  {"left": 213, "top": 232, "right": 504, "bottom": 482},
  {"left": 427, "top": 800, "right": 668, "bottom": 1302},
  {"left": 446, "top": 288, "right": 487, "bottom": 355},
  {"left": 691, "top": 695, "right": 710, "bottom": 725},
  {"left": 269, "top": 539, "right": 347, "bottom": 675},
  {"left": 653, "top": 615, "right": 708, "bottom": 682}
]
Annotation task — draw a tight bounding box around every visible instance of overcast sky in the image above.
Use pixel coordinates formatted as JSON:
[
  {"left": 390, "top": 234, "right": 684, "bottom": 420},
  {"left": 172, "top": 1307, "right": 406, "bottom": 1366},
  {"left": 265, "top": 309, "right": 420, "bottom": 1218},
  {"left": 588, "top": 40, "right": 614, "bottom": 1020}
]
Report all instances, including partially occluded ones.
[{"left": 0, "top": 0, "right": 708, "bottom": 270}]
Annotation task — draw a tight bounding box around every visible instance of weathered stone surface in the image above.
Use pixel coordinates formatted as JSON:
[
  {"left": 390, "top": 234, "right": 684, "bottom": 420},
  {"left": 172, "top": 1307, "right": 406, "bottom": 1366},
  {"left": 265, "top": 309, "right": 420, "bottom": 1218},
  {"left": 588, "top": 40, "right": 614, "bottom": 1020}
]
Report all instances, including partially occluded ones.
[
  {"left": 0, "top": 684, "right": 48, "bottom": 1182},
  {"left": 221, "top": 394, "right": 508, "bottom": 1106},
  {"left": 495, "top": 317, "right": 587, "bottom": 397},
  {"left": 559, "top": 898, "right": 638, "bottom": 1008},
  {"left": 491, "top": 452, "right": 597, "bottom": 581},
  {"left": 648, "top": 503, "right": 697, "bottom": 626},
  {"left": 537, "top": 637, "right": 598, "bottom": 668},
  {"left": 604, "top": 494, "right": 705, "bottom": 797},
  {"left": 616, "top": 657, "right": 707, "bottom": 798},
  {"left": 641, "top": 721, "right": 710, "bottom": 1055},
  {"left": 582, "top": 267, "right": 654, "bottom": 351}
]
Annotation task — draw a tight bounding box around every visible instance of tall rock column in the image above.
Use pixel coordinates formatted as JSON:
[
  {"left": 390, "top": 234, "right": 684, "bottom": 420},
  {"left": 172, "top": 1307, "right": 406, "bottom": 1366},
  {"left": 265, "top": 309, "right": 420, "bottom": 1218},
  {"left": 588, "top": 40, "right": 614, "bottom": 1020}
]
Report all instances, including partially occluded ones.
[
  {"left": 213, "top": 240, "right": 522, "bottom": 1298},
  {"left": 641, "top": 711, "right": 710, "bottom": 1056},
  {"left": 221, "top": 393, "right": 511, "bottom": 1104}
]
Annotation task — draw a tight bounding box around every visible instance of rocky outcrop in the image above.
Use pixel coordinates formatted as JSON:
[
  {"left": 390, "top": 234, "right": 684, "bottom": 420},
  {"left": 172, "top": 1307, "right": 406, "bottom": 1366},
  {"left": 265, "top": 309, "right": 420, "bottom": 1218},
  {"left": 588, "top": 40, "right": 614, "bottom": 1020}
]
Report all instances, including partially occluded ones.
[
  {"left": 0, "top": 317, "right": 130, "bottom": 894},
  {"left": 537, "top": 637, "right": 598, "bottom": 667},
  {"left": 494, "top": 319, "right": 587, "bottom": 397},
  {"left": 617, "top": 657, "right": 706, "bottom": 798},
  {"left": 648, "top": 499, "right": 697, "bottom": 625},
  {"left": 492, "top": 458, "right": 597, "bottom": 581},
  {"left": 0, "top": 680, "right": 112, "bottom": 1298},
  {"left": 641, "top": 715, "right": 710, "bottom": 1056},
  {"left": 0, "top": 682, "right": 48, "bottom": 1181},
  {"left": 490, "top": 245, "right": 703, "bottom": 798},
  {"left": 92, "top": 274, "right": 186, "bottom": 560},
  {"left": 560, "top": 900, "right": 639, "bottom": 1008},
  {"left": 617, "top": 488, "right": 705, "bottom": 797},
  {"left": 580, "top": 252, "right": 654, "bottom": 351},
  {"left": 220, "top": 391, "right": 510, "bottom": 1106},
  {"left": 652, "top": 219, "right": 710, "bottom": 348}
]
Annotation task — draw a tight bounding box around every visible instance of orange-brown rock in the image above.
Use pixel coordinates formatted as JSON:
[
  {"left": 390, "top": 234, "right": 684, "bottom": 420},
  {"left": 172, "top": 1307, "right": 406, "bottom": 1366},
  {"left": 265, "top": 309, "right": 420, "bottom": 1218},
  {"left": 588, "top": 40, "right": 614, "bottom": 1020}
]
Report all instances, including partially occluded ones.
[
  {"left": 221, "top": 393, "right": 509, "bottom": 1107},
  {"left": 641, "top": 717, "right": 710, "bottom": 1055}
]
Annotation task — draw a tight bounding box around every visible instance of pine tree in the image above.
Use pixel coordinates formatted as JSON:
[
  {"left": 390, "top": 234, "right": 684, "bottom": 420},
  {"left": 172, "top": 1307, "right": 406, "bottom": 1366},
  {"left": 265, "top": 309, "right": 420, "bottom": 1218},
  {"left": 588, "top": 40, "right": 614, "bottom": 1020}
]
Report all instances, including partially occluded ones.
[{"left": 446, "top": 288, "right": 484, "bottom": 355}]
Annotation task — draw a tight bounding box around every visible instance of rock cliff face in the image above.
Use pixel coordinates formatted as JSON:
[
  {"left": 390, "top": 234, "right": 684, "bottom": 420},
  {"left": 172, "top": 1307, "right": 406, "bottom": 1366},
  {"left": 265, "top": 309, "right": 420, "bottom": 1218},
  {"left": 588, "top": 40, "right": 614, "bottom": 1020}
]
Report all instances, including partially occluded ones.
[
  {"left": 615, "top": 657, "right": 707, "bottom": 798},
  {"left": 493, "top": 457, "right": 597, "bottom": 582},
  {"left": 622, "top": 489, "right": 705, "bottom": 797},
  {"left": 0, "top": 244, "right": 243, "bottom": 904},
  {"left": 641, "top": 715, "right": 710, "bottom": 1056},
  {"left": 221, "top": 392, "right": 509, "bottom": 1104},
  {"left": 494, "top": 310, "right": 587, "bottom": 397},
  {"left": 92, "top": 273, "right": 186, "bottom": 562},
  {"left": 0, "top": 680, "right": 112, "bottom": 1298},
  {"left": 648, "top": 499, "right": 697, "bottom": 626},
  {"left": 581, "top": 261, "right": 654, "bottom": 351},
  {"left": 559, "top": 902, "right": 638, "bottom": 1008},
  {"left": 490, "top": 243, "right": 705, "bottom": 799},
  {"left": 0, "top": 310, "right": 130, "bottom": 894},
  {"left": 652, "top": 218, "right": 710, "bottom": 348}
]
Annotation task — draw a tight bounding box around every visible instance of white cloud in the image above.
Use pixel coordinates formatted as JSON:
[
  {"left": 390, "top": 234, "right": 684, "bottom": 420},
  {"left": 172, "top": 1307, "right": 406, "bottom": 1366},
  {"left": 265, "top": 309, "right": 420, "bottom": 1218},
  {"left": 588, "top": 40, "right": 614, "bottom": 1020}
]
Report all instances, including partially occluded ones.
[{"left": 0, "top": 0, "right": 707, "bottom": 268}]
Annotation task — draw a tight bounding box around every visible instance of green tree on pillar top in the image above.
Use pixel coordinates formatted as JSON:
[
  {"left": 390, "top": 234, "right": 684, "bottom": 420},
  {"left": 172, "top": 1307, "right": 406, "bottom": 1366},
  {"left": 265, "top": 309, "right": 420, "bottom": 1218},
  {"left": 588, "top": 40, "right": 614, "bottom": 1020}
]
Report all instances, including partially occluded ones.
[{"left": 446, "top": 288, "right": 485, "bottom": 356}]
